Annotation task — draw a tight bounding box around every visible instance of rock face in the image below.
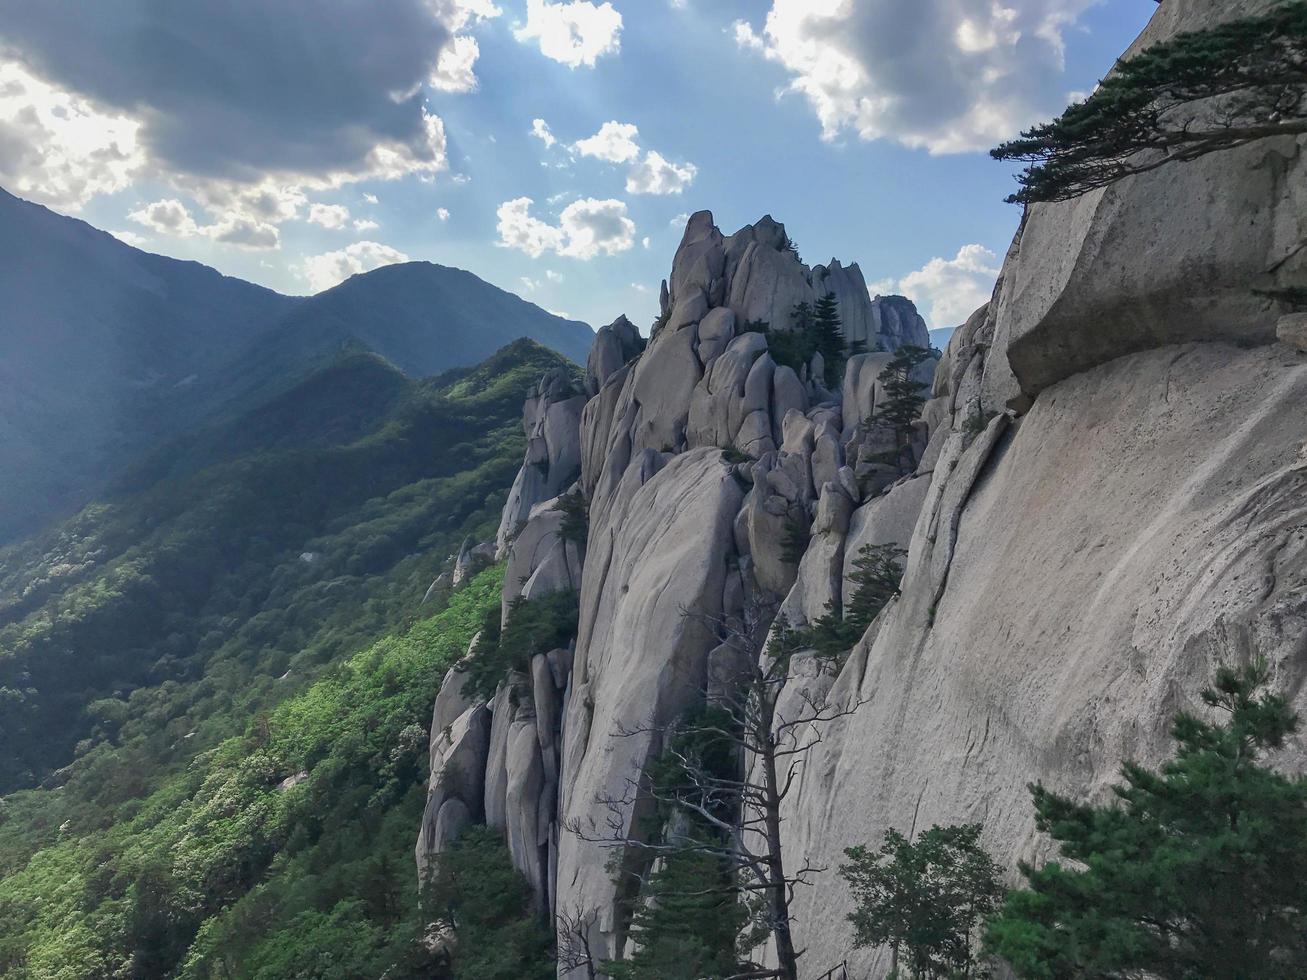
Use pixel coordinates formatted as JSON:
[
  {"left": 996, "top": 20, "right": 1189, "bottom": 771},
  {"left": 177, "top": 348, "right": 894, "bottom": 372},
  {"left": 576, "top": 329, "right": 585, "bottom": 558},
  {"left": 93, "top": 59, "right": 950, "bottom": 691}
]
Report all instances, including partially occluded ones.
[
  {"left": 495, "top": 368, "right": 587, "bottom": 558},
  {"left": 988, "top": 0, "right": 1306, "bottom": 403},
  {"left": 416, "top": 23, "right": 1307, "bottom": 968},
  {"left": 782, "top": 342, "right": 1307, "bottom": 974}
]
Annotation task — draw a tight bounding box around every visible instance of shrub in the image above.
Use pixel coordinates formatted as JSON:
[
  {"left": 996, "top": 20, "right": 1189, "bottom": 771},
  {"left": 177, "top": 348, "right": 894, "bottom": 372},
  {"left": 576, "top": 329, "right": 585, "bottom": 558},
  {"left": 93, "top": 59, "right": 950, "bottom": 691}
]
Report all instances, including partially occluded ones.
[{"left": 460, "top": 590, "right": 579, "bottom": 701}]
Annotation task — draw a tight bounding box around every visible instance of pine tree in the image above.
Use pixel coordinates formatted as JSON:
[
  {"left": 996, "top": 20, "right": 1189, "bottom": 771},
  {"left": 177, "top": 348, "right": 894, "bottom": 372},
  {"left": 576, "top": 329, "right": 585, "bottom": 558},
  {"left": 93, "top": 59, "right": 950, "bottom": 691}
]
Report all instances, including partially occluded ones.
[
  {"left": 813, "top": 292, "right": 854, "bottom": 389},
  {"left": 874, "top": 345, "right": 934, "bottom": 440},
  {"left": 992, "top": 3, "right": 1307, "bottom": 204},
  {"left": 422, "top": 827, "right": 554, "bottom": 980},
  {"left": 985, "top": 659, "right": 1307, "bottom": 979}
]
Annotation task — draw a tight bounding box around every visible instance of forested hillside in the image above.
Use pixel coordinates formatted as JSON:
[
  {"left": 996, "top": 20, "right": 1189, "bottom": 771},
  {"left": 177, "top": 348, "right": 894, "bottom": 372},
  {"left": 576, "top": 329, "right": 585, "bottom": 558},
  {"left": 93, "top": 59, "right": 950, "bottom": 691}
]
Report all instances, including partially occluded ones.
[{"left": 0, "top": 339, "right": 573, "bottom": 977}]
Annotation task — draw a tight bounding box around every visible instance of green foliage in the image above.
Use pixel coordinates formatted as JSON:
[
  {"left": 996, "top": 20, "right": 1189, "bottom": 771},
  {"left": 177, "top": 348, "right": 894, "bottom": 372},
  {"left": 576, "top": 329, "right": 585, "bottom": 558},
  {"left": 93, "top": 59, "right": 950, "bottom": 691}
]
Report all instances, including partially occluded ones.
[
  {"left": 0, "top": 340, "right": 570, "bottom": 977},
  {"left": 720, "top": 446, "right": 753, "bottom": 466},
  {"left": 460, "top": 590, "right": 580, "bottom": 702},
  {"left": 842, "top": 824, "right": 1004, "bottom": 980},
  {"left": 874, "top": 345, "right": 934, "bottom": 434},
  {"left": 605, "top": 850, "right": 748, "bottom": 980},
  {"left": 992, "top": 3, "right": 1307, "bottom": 204},
  {"left": 554, "top": 490, "right": 590, "bottom": 549},
  {"left": 780, "top": 516, "right": 812, "bottom": 566},
  {"left": 773, "top": 544, "right": 905, "bottom": 665},
  {"left": 744, "top": 294, "right": 856, "bottom": 389},
  {"left": 423, "top": 826, "right": 554, "bottom": 980},
  {"left": 0, "top": 569, "right": 503, "bottom": 979},
  {"left": 962, "top": 410, "right": 998, "bottom": 438},
  {"left": 985, "top": 659, "right": 1307, "bottom": 979},
  {"left": 607, "top": 708, "right": 748, "bottom": 980},
  {"left": 0, "top": 340, "right": 571, "bottom": 794}
]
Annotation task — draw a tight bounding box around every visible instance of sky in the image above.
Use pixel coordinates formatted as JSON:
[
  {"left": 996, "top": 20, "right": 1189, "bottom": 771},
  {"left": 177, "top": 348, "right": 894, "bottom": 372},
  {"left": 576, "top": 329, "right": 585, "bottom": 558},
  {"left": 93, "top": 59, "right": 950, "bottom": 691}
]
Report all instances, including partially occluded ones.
[{"left": 0, "top": 0, "right": 1155, "bottom": 333}]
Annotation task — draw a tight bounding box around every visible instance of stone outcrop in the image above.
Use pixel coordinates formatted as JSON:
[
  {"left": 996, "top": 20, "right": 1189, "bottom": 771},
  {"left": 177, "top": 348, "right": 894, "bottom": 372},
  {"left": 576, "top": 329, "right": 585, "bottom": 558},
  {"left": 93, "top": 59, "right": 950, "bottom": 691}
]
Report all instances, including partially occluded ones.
[
  {"left": 419, "top": 208, "right": 936, "bottom": 965},
  {"left": 416, "top": 32, "right": 1307, "bottom": 967},
  {"left": 495, "top": 368, "right": 587, "bottom": 558},
  {"left": 985, "top": 0, "right": 1306, "bottom": 404}
]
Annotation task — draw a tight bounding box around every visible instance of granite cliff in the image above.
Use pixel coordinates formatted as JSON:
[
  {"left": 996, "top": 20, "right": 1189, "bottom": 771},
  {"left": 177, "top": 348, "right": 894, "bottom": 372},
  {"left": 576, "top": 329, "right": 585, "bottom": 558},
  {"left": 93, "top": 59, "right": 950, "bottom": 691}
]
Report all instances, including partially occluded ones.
[{"left": 417, "top": 1, "right": 1307, "bottom": 974}]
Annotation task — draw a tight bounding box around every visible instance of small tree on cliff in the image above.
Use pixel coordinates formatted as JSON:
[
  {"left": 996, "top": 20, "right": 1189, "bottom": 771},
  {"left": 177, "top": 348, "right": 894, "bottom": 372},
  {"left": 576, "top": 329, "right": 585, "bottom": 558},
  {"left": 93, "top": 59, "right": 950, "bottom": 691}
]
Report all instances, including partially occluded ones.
[
  {"left": 567, "top": 598, "right": 868, "bottom": 980},
  {"left": 841, "top": 824, "right": 1004, "bottom": 980},
  {"left": 985, "top": 659, "right": 1307, "bottom": 979},
  {"left": 992, "top": 2, "right": 1307, "bottom": 204}
]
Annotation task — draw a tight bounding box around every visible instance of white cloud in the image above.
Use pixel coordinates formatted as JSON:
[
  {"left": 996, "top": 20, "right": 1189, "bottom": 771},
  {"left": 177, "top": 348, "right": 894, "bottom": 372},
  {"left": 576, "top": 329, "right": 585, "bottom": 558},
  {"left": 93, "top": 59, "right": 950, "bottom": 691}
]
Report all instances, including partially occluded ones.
[
  {"left": 642, "top": 236, "right": 651, "bottom": 249},
  {"left": 127, "top": 197, "right": 281, "bottom": 249},
  {"left": 573, "top": 121, "right": 641, "bottom": 163},
  {"left": 875, "top": 244, "right": 1001, "bottom": 328},
  {"left": 531, "top": 118, "right": 558, "bottom": 148},
  {"left": 110, "top": 229, "right": 149, "bottom": 248},
  {"left": 353, "top": 218, "right": 380, "bottom": 231},
  {"left": 363, "top": 192, "right": 379, "bottom": 204},
  {"left": 496, "top": 196, "right": 635, "bottom": 260},
  {"left": 514, "top": 0, "right": 622, "bottom": 68},
  {"left": 545, "top": 269, "right": 563, "bottom": 282},
  {"left": 670, "top": 212, "right": 690, "bottom": 227},
  {"left": 0, "top": 1, "right": 476, "bottom": 237},
  {"left": 128, "top": 198, "right": 199, "bottom": 236},
  {"left": 0, "top": 60, "right": 145, "bottom": 210},
  {"left": 430, "top": 35, "right": 483, "bottom": 92},
  {"left": 626, "top": 151, "right": 696, "bottom": 195},
  {"left": 630, "top": 282, "right": 649, "bottom": 293},
  {"left": 206, "top": 213, "right": 280, "bottom": 249},
  {"left": 520, "top": 276, "right": 540, "bottom": 291},
  {"left": 300, "top": 240, "right": 411, "bottom": 292},
  {"left": 307, "top": 203, "right": 351, "bottom": 229},
  {"left": 437, "top": 207, "right": 451, "bottom": 221},
  {"left": 570, "top": 121, "right": 697, "bottom": 195},
  {"left": 734, "top": 0, "right": 1099, "bottom": 154}
]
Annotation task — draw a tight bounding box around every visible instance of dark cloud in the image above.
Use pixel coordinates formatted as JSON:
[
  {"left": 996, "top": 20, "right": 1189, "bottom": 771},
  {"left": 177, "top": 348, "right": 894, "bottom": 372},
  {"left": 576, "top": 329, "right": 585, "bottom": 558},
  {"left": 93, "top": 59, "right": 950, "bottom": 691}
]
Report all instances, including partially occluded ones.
[{"left": 0, "top": 0, "right": 451, "bottom": 182}]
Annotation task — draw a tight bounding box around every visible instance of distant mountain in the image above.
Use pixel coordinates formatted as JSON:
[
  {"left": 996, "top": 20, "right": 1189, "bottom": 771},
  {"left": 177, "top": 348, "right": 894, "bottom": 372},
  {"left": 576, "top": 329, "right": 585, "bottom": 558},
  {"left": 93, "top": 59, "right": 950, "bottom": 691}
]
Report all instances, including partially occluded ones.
[
  {"left": 929, "top": 326, "right": 956, "bottom": 350},
  {"left": 203, "top": 261, "right": 594, "bottom": 422},
  {"left": 0, "top": 188, "right": 594, "bottom": 542}
]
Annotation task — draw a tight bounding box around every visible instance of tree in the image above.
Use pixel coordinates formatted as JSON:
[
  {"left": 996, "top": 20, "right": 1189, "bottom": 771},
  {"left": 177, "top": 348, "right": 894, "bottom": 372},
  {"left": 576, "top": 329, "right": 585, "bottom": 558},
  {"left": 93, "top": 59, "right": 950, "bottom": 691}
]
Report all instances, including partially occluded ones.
[
  {"left": 813, "top": 293, "right": 861, "bottom": 389},
  {"left": 603, "top": 847, "right": 749, "bottom": 980},
  {"left": 873, "top": 346, "right": 934, "bottom": 444},
  {"left": 841, "top": 824, "right": 1004, "bottom": 980},
  {"left": 992, "top": 3, "right": 1307, "bottom": 204},
  {"left": 985, "top": 659, "right": 1307, "bottom": 979},
  {"left": 774, "top": 544, "right": 906, "bottom": 667},
  {"left": 422, "top": 826, "right": 554, "bottom": 980},
  {"left": 569, "top": 599, "right": 868, "bottom": 980}
]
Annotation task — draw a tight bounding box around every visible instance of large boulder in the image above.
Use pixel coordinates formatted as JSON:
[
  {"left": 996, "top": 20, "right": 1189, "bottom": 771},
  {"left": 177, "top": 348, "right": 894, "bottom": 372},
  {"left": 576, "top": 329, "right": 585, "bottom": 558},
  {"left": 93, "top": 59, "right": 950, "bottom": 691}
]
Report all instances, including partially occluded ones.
[
  {"left": 496, "top": 369, "right": 587, "bottom": 557},
  {"left": 988, "top": 0, "right": 1307, "bottom": 403},
  {"left": 555, "top": 449, "right": 748, "bottom": 971}
]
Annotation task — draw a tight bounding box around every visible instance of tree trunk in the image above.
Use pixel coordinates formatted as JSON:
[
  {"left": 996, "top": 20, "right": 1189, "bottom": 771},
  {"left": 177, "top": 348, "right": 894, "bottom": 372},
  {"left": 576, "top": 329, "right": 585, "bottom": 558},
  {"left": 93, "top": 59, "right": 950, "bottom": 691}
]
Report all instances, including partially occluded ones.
[{"left": 761, "top": 721, "right": 799, "bottom": 980}]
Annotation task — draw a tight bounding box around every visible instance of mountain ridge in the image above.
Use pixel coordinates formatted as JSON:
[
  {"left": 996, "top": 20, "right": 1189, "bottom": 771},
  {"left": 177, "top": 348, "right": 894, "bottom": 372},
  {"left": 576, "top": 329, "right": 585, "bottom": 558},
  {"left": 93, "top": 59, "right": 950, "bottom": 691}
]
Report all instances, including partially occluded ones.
[{"left": 0, "top": 187, "right": 594, "bottom": 543}]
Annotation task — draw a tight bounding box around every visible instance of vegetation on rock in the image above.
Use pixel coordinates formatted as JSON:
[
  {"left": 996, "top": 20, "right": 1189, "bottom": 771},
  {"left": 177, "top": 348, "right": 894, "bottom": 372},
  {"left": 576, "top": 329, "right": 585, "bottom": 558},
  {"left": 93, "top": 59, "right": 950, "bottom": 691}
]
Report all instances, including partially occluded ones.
[
  {"left": 992, "top": 2, "right": 1307, "bottom": 204},
  {"left": 842, "top": 823, "right": 1004, "bottom": 980},
  {"left": 986, "top": 659, "right": 1307, "bottom": 979}
]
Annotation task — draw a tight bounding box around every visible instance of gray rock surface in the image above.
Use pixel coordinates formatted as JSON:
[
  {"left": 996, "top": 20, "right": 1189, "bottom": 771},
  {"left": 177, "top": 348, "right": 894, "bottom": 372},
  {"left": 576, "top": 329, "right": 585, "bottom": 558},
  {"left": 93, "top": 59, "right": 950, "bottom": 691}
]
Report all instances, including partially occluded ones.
[
  {"left": 782, "top": 342, "right": 1307, "bottom": 975},
  {"left": 496, "top": 369, "right": 587, "bottom": 558},
  {"left": 555, "top": 448, "right": 747, "bottom": 965},
  {"left": 989, "top": 1, "right": 1306, "bottom": 402}
]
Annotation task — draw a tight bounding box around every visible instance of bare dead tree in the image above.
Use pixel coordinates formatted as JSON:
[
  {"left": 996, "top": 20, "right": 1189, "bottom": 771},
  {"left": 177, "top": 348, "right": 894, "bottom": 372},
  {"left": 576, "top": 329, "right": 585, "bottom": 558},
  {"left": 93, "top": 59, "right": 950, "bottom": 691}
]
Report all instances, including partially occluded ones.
[
  {"left": 557, "top": 905, "right": 599, "bottom": 980},
  {"left": 565, "top": 595, "right": 869, "bottom": 980}
]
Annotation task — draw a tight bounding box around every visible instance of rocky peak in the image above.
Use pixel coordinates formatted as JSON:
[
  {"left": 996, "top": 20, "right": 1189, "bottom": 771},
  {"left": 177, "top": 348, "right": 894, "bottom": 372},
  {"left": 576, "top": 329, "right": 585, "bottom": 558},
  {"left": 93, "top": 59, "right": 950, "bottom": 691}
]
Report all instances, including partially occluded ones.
[{"left": 661, "top": 210, "right": 930, "bottom": 355}]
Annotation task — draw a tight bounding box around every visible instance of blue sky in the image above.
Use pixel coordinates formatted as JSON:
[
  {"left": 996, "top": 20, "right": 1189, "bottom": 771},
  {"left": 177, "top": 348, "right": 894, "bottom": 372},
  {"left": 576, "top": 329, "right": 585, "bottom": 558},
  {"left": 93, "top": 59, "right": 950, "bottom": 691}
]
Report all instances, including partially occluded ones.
[{"left": 0, "top": 0, "right": 1154, "bottom": 332}]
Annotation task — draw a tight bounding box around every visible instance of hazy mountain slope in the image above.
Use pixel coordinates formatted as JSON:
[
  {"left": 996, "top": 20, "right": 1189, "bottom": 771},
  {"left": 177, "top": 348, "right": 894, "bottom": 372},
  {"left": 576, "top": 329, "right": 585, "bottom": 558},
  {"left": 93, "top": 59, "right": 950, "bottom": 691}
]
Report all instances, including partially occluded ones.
[
  {"left": 0, "top": 188, "right": 299, "bottom": 541},
  {"left": 201, "top": 262, "right": 595, "bottom": 426},
  {"left": 0, "top": 189, "right": 594, "bottom": 544},
  {"left": 0, "top": 338, "right": 575, "bottom": 794}
]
